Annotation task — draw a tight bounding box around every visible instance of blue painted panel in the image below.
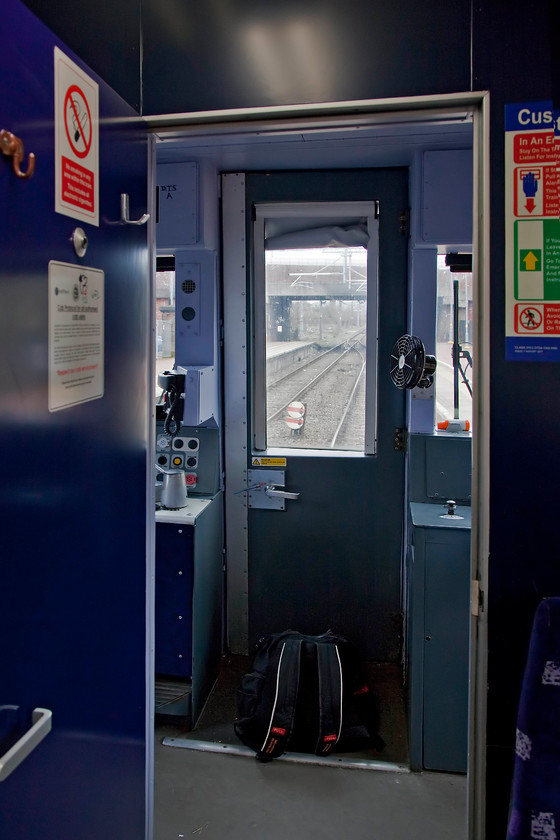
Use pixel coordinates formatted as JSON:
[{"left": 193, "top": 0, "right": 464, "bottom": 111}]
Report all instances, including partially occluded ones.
[
  {"left": 0, "top": 1, "right": 148, "bottom": 837},
  {"left": 141, "top": 0, "right": 471, "bottom": 113},
  {"left": 22, "top": 0, "right": 141, "bottom": 110}
]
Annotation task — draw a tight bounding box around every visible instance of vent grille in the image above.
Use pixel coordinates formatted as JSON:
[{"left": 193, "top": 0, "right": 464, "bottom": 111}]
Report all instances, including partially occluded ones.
[
  {"left": 182, "top": 279, "right": 196, "bottom": 294},
  {"left": 155, "top": 677, "right": 192, "bottom": 710}
]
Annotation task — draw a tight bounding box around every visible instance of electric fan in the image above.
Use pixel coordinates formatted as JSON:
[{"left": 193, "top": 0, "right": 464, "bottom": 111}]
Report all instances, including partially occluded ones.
[{"left": 390, "top": 334, "right": 437, "bottom": 390}]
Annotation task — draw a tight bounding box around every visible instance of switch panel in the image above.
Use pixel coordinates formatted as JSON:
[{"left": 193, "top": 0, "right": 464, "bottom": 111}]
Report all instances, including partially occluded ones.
[{"left": 155, "top": 413, "right": 220, "bottom": 497}]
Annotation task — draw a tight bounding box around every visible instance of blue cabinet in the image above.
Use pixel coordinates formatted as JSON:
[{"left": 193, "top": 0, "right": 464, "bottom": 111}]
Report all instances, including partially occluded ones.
[
  {"left": 408, "top": 503, "right": 471, "bottom": 772},
  {"left": 155, "top": 524, "right": 194, "bottom": 678},
  {"left": 155, "top": 495, "right": 223, "bottom": 725}
]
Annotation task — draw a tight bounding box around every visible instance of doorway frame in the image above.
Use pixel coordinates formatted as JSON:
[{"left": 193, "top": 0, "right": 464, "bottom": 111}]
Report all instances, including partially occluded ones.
[{"left": 146, "top": 90, "right": 490, "bottom": 839}]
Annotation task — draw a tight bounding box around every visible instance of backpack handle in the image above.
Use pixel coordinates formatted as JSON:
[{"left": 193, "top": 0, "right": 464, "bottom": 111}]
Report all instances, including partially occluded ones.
[{"left": 257, "top": 639, "right": 302, "bottom": 761}]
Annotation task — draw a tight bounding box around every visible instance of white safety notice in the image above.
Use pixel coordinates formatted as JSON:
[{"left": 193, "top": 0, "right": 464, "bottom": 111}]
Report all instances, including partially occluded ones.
[
  {"left": 54, "top": 47, "right": 99, "bottom": 226},
  {"left": 48, "top": 261, "right": 104, "bottom": 411}
]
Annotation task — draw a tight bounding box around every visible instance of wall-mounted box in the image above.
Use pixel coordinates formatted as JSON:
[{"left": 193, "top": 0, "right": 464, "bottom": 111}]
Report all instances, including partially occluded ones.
[
  {"left": 421, "top": 150, "right": 473, "bottom": 245},
  {"left": 177, "top": 365, "right": 218, "bottom": 426},
  {"left": 157, "top": 162, "right": 198, "bottom": 249},
  {"left": 408, "top": 433, "right": 472, "bottom": 504},
  {"left": 175, "top": 250, "right": 218, "bottom": 367},
  {"left": 156, "top": 161, "right": 218, "bottom": 251}
]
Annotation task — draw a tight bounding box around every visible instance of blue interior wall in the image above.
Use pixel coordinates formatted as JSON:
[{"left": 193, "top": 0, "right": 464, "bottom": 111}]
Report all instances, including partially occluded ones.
[
  {"left": 1, "top": 2, "right": 149, "bottom": 836},
  {"left": 474, "top": 3, "right": 558, "bottom": 835},
  {"left": 139, "top": 0, "right": 471, "bottom": 113},
  {"left": 17, "top": 0, "right": 560, "bottom": 835},
  {"left": 21, "top": 0, "right": 142, "bottom": 111}
]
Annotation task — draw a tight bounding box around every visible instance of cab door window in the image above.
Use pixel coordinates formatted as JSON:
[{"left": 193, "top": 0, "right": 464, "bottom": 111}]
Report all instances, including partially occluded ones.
[{"left": 253, "top": 202, "right": 379, "bottom": 454}]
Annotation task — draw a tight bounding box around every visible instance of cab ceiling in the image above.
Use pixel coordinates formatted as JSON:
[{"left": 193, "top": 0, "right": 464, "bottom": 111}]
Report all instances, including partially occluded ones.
[{"left": 154, "top": 113, "right": 473, "bottom": 171}]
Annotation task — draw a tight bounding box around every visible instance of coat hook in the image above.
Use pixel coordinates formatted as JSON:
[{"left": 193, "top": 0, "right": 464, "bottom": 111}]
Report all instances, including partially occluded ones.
[
  {"left": 120, "top": 193, "right": 149, "bottom": 225},
  {"left": 0, "top": 129, "right": 35, "bottom": 180}
]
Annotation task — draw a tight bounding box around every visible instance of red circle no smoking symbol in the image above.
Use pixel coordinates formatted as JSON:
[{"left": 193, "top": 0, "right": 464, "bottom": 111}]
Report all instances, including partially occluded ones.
[
  {"left": 519, "top": 306, "right": 543, "bottom": 330},
  {"left": 64, "top": 85, "right": 92, "bottom": 159}
]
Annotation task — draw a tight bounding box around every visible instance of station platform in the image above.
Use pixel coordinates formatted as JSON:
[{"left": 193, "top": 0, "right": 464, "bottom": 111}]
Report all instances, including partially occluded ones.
[
  {"left": 266, "top": 341, "right": 318, "bottom": 376},
  {"left": 266, "top": 340, "right": 316, "bottom": 359}
]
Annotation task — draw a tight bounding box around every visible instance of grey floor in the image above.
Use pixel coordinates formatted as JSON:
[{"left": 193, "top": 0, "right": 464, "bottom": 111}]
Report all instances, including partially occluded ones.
[{"left": 154, "top": 730, "right": 467, "bottom": 839}]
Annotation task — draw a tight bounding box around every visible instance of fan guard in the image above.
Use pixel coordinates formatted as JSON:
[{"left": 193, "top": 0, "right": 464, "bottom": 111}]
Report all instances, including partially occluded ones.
[{"left": 390, "top": 334, "right": 437, "bottom": 390}]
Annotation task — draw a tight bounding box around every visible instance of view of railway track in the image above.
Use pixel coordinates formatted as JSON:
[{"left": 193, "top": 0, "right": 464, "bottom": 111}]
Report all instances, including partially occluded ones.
[{"left": 266, "top": 331, "right": 366, "bottom": 450}]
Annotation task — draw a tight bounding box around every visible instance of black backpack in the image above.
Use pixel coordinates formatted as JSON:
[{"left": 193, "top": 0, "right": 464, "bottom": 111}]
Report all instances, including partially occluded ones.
[{"left": 234, "top": 630, "right": 384, "bottom": 762}]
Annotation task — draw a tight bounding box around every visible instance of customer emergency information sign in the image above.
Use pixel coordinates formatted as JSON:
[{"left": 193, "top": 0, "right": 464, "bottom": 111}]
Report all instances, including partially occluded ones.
[
  {"left": 54, "top": 47, "right": 99, "bottom": 226},
  {"left": 505, "top": 101, "right": 560, "bottom": 360}
]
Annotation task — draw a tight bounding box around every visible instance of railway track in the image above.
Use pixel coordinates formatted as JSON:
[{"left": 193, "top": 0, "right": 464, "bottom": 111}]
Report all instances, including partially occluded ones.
[{"left": 266, "top": 333, "right": 366, "bottom": 449}]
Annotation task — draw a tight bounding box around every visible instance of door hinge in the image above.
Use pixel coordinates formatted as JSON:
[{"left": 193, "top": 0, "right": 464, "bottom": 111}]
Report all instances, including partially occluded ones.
[
  {"left": 399, "top": 208, "right": 409, "bottom": 236},
  {"left": 393, "top": 427, "right": 407, "bottom": 452},
  {"left": 471, "top": 579, "right": 484, "bottom": 616}
]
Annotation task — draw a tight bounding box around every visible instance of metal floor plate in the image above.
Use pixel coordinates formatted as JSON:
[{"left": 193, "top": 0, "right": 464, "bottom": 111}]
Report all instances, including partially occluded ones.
[{"left": 161, "top": 735, "right": 409, "bottom": 772}]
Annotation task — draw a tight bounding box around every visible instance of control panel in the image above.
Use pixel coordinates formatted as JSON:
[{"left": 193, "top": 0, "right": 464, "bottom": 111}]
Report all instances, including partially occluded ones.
[
  {"left": 155, "top": 409, "right": 220, "bottom": 497},
  {"left": 156, "top": 433, "right": 200, "bottom": 490}
]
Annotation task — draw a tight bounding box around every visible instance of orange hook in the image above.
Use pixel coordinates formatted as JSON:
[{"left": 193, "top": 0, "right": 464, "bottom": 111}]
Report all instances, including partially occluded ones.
[{"left": 0, "top": 129, "right": 35, "bottom": 179}]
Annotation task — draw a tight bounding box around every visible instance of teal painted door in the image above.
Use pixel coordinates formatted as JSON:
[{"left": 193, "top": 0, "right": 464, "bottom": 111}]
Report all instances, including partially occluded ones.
[{"left": 246, "top": 170, "right": 408, "bottom": 660}]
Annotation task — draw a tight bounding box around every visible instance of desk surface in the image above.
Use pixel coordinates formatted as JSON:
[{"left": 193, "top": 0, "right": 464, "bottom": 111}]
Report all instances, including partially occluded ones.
[
  {"left": 410, "top": 502, "right": 472, "bottom": 530},
  {"left": 155, "top": 498, "right": 213, "bottom": 526}
]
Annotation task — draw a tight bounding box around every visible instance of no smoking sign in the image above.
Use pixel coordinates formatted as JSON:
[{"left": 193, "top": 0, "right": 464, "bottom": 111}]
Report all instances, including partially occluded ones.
[
  {"left": 64, "top": 85, "right": 92, "bottom": 159},
  {"left": 55, "top": 48, "right": 99, "bottom": 226}
]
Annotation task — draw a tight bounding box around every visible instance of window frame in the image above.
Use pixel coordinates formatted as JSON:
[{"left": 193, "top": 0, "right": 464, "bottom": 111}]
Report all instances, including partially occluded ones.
[{"left": 252, "top": 201, "right": 379, "bottom": 454}]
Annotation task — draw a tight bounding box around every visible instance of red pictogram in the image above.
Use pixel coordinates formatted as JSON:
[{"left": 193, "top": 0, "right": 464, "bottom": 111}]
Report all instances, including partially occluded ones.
[
  {"left": 516, "top": 305, "right": 543, "bottom": 332},
  {"left": 64, "top": 84, "right": 92, "bottom": 159}
]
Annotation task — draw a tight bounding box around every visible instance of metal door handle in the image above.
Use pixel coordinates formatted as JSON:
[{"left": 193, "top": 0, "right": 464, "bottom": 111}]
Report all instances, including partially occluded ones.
[
  {"left": 0, "top": 707, "right": 52, "bottom": 782},
  {"left": 265, "top": 484, "right": 300, "bottom": 500}
]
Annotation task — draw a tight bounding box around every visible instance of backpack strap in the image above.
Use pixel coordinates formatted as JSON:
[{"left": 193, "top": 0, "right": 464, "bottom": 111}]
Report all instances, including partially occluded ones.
[
  {"left": 315, "top": 642, "right": 343, "bottom": 755},
  {"left": 257, "top": 638, "right": 302, "bottom": 761}
]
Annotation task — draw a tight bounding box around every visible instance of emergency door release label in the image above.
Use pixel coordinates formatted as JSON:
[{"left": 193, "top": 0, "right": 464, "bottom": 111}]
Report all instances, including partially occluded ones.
[
  {"left": 48, "top": 261, "right": 104, "bottom": 412},
  {"left": 505, "top": 101, "right": 560, "bottom": 360},
  {"left": 54, "top": 47, "right": 99, "bottom": 226}
]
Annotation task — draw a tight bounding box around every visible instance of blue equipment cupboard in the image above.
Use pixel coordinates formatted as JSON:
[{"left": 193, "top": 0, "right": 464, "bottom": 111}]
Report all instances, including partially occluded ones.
[
  {"left": 155, "top": 495, "right": 223, "bottom": 726},
  {"left": 407, "top": 502, "right": 471, "bottom": 773}
]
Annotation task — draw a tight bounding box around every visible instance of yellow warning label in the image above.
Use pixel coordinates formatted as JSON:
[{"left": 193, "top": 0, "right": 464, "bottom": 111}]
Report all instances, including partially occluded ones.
[{"left": 251, "top": 457, "right": 287, "bottom": 467}]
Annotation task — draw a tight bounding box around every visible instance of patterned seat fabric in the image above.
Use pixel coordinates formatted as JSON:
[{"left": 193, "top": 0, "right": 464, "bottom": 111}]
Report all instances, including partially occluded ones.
[{"left": 507, "top": 597, "right": 560, "bottom": 839}]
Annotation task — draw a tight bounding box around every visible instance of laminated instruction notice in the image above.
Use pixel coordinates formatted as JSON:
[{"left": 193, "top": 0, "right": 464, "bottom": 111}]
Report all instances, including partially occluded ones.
[
  {"left": 505, "top": 101, "right": 560, "bottom": 360},
  {"left": 48, "top": 261, "right": 104, "bottom": 411}
]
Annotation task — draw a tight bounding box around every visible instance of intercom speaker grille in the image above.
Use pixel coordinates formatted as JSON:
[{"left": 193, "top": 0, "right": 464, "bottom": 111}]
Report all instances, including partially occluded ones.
[{"left": 182, "top": 279, "right": 196, "bottom": 294}]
